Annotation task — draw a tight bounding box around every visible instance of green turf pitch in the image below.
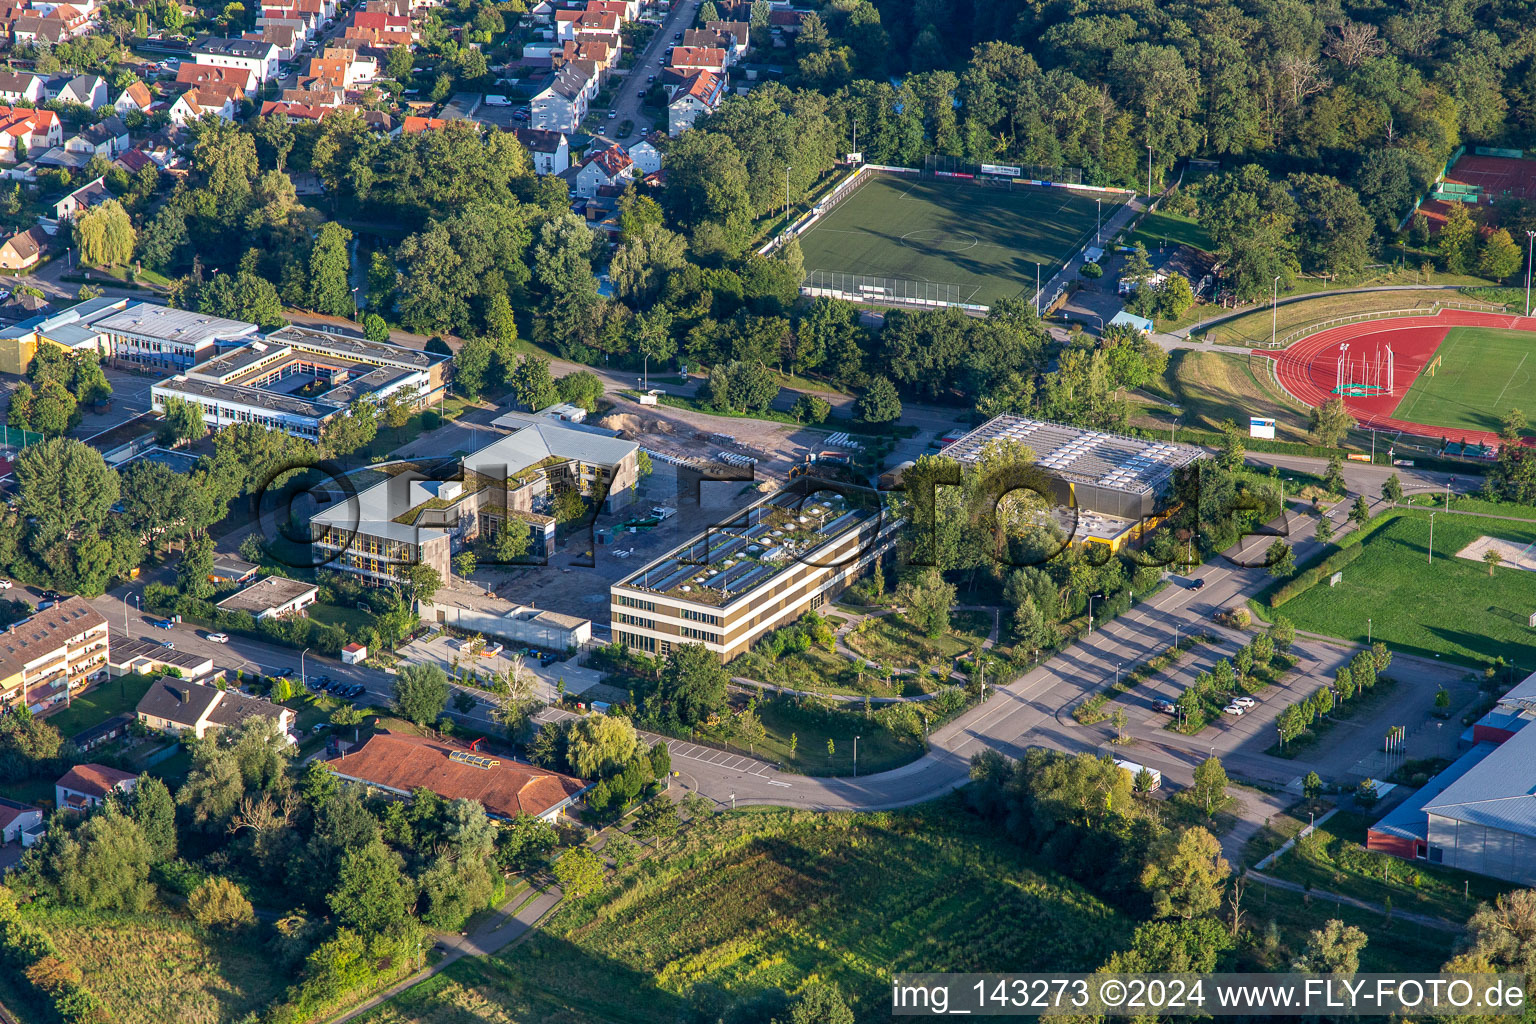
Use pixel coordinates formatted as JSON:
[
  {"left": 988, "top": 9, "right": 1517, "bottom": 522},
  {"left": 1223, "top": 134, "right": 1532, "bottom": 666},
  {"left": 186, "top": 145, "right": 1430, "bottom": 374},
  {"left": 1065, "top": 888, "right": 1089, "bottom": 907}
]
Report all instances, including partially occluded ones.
[
  {"left": 795, "top": 176, "right": 1118, "bottom": 306},
  {"left": 1391, "top": 326, "right": 1536, "bottom": 435}
]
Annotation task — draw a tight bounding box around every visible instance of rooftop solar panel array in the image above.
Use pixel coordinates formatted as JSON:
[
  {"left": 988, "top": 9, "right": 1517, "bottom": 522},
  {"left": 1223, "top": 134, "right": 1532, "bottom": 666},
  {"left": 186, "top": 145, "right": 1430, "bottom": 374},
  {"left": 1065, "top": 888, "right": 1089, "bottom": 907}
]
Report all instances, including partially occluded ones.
[{"left": 939, "top": 415, "right": 1202, "bottom": 496}]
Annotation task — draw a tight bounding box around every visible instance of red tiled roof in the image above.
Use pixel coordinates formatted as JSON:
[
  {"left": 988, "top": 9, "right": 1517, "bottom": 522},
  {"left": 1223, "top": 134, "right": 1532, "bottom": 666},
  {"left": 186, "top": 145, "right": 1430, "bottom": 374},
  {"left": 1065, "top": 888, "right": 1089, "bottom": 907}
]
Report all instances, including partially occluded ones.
[
  {"left": 324, "top": 731, "right": 585, "bottom": 819},
  {"left": 56, "top": 763, "right": 136, "bottom": 799},
  {"left": 670, "top": 45, "right": 724, "bottom": 66},
  {"left": 177, "top": 63, "right": 252, "bottom": 90},
  {"left": 402, "top": 115, "right": 448, "bottom": 132}
]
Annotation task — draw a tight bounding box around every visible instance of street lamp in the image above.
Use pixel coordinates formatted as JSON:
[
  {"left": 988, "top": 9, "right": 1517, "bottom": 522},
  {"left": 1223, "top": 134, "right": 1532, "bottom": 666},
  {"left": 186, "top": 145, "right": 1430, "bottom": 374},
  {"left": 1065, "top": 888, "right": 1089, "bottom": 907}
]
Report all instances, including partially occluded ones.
[
  {"left": 1088, "top": 592, "right": 1105, "bottom": 634},
  {"left": 854, "top": 735, "right": 860, "bottom": 777},
  {"left": 300, "top": 646, "right": 311, "bottom": 690},
  {"left": 1367, "top": 618, "right": 1372, "bottom": 645},
  {"left": 1091, "top": 313, "right": 1104, "bottom": 334},
  {"left": 1146, "top": 143, "right": 1152, "bottom": 199},
  {"left": 1034, "top": 262, "right": 1041, "bottom": 316},
  {"left": 1271, "top": 275, "right": 1281, "bottom": 347},
  {"left": 1428, "top": 511, "right": 1437, "bottom": 565}
]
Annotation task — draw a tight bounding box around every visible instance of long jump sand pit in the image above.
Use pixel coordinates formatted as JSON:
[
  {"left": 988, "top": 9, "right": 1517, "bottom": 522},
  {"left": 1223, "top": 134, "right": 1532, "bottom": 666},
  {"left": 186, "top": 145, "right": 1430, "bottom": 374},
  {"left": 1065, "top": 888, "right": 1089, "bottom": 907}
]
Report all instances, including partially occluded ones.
[{"left": 1456, "top": 535, "right": 1536, "bottom": 573}]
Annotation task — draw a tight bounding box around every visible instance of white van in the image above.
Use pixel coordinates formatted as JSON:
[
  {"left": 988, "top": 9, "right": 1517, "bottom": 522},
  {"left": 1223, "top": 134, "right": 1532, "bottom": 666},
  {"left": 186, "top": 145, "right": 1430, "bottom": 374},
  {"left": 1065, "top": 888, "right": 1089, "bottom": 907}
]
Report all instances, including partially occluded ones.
[{"left": 484, "top": 94, "right": 511, "bottom": 106}]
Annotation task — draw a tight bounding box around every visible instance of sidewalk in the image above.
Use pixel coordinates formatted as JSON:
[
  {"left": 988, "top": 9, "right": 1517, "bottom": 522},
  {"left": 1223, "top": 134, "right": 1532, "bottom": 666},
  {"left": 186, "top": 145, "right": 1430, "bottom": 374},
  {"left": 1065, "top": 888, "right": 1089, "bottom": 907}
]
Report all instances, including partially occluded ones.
[{"left": 325, "top": 885, "right": 563, "bottom": 1024}]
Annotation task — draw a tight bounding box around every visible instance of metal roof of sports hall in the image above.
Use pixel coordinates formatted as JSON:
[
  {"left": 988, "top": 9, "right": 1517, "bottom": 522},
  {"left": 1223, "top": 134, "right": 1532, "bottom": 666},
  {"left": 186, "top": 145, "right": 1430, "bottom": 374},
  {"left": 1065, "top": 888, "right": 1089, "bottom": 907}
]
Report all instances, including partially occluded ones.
[{"left": 939, "top": 415, "right": 1203, "bottom": 497}]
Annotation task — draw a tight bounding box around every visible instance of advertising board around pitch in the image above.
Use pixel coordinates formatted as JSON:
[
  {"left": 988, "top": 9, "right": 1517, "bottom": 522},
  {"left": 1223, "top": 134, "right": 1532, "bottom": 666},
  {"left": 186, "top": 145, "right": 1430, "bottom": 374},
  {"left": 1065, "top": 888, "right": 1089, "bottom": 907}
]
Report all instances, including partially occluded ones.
[{"left": 1249, "top": 417, "right": 1277, "bottom": 440}]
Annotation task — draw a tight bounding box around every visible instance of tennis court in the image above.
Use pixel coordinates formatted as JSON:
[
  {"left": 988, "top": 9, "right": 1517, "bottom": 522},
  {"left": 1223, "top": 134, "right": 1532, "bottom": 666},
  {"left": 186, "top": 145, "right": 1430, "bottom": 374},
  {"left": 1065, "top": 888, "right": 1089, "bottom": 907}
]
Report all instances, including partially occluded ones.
[
  {"left": 1391, "top": 326, "right": 1536, "bottom": 436},
  {"left": 796, "top": 175, "right": 1117, "bottom": 306}
]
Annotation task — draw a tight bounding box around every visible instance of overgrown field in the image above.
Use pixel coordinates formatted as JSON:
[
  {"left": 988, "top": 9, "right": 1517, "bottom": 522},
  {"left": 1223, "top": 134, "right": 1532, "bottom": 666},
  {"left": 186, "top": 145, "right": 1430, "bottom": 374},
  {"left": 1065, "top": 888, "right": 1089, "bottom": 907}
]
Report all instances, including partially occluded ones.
[
  {"left": 362, "top": 806, "right": 1128, "bottom": 1024},
  {"left": 20, "top": 905, "right": 288, "bottom": 1024}
]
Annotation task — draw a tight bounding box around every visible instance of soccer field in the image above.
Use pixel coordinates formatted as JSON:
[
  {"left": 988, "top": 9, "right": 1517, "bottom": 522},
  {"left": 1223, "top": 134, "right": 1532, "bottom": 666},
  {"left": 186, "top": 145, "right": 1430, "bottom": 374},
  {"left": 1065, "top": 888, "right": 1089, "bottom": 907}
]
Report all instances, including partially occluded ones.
[
  {"left": 796, "top": 175, "right": 1117, "bottom": 307},
  {"left": 1391, "top": 326, "right": 1536, "bottom": 436}
]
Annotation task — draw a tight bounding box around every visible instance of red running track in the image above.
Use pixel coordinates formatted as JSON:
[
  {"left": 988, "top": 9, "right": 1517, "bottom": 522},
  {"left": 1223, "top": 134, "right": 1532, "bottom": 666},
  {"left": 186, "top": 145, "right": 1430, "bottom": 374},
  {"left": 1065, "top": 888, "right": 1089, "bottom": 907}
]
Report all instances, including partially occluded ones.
[{"left": 1262, "top": 309, "right": 1536, "bottom": 449}]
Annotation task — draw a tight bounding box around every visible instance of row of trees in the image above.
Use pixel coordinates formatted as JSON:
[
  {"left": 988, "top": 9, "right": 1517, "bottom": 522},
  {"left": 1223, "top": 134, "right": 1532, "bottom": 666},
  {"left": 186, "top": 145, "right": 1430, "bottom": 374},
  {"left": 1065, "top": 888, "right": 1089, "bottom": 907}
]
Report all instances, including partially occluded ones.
[{"left": 1275, "top": 643, "right": 1392, "bottom": 748}]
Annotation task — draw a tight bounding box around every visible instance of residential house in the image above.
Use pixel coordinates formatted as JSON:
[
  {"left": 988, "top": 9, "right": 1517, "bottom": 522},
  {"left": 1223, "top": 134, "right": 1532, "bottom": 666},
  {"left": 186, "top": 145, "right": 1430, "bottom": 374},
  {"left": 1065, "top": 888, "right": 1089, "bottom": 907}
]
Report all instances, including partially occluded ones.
[
  {"left": 113, "top": 148, "right": 153, "bottom": 176},
  {"left": 0, "top": 71, "right": 45, "bottom": 104},
  {"left": 136, "top": 678, "right": 297, "bottom": 741},
  {"left": 245, "top": 23, "right": 299, "bottom": 61},
  {"left": 307, "top": 46, "right": 377, "bottom": 89},
  {"left": 322, "top": 731, "right": 587, "bottom": 822},
  {"left": 260, "top": 99, "right": 332, "bottom": 123},
  {"left": 629, "top": 136, "right": 660, "bottom": 175},
  {"left": 176, "top": 61, "right": 255, "bottom": 95},
  {"left": 63, "top": 115, "right": 130, "bottom": 159},
  {"left": 55, "top": 764, "right": 136, "bottom": 811},
  {"left": 400, "top": 115, "right": 449, "bottom": 133},
  {"left": 54, "top": 74, "right": 107, "bottom": 108},
  {"left": 12, "top": 15, "right": 67, "bottom": 45},
  {"left": 683, "top": 27, "right": 734, "bottom": 59},
  {"left": 0, "top": 227, "right": 43, "bottom": 271},
  {"left": 515, "top": 126, "right": 569, "bottom": 175},
  {"left": 169, "top": 86, "right": 238, "bottom": 125},
  {"left": 112, "top": 81, "right": 153, "bottom": 114},
  {"left": 52, "top": 175, "right": 110, "bottom": 221},
  {"left": 705, "top": 19, "right": 751, "bottom": 58},
  {"left": 107, "top": 636, "right": 217, "bottom": 681},
  {"left": 559, "top": 37, "right": 615, "bottom": 76},
  {"left": 191, "top": 36, "right": 281, "bottom": 82},
  {"left": 0, "top": 798, "right": 41, "bottom": 843},
  {"left": 668, "top": 45, "right": 726, "bottom": 74},
  {"left": 574, "top": 143, "right": 633, "bottom": 197},
  {"left": 0, "top": 107, "right": 61, "bottom": 162},
  {"left": 768, "top": 8, "right": 803, "bottom": 32},
  {"left": 667, "top": 70, "right": 723, "bottom": 136},
  {"left": 530, "top": 66, "right": 592, "bottom": 134},
  {"left": 0, "top": 597, "right": 110, "bottom": 712}
]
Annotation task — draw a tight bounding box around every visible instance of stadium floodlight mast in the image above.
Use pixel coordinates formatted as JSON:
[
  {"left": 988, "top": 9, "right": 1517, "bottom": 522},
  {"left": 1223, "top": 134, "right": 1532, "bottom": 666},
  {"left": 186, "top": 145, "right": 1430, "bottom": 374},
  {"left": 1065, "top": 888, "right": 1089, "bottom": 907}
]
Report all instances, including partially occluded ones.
[
  {"left": 1096, "top": 198, "right": 1102, "bottom": 243},
  {"left": 1272, "top": 276, "right": 1281, "bottom": 346},
  {"left": 1526, "top": 229, "right": 1535, "bottom": 317}
]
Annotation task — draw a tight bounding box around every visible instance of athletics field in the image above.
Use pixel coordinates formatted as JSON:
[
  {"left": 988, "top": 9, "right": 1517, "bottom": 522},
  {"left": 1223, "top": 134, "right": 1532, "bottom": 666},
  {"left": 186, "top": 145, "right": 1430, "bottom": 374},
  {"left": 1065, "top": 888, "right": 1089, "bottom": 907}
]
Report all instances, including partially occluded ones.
[
  {"left": 1391, "top": 326, "right": 1536, "bottom": 436},
  {"left": 795, "top": 175, "right": 1119, "bottom": 306}
]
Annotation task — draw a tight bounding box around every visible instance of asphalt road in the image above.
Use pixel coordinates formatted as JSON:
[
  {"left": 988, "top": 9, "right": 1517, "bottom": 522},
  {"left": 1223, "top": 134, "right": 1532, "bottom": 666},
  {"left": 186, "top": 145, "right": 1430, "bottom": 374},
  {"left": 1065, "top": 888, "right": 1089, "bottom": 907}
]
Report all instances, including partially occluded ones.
[{"left": 590, "top": 0, "right": 700, "bottom": 145}]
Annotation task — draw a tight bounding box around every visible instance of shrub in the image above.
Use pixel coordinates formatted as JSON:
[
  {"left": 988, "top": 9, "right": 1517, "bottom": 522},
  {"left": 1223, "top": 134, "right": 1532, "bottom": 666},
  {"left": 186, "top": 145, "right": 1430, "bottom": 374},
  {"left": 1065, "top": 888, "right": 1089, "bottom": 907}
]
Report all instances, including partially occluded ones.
[
  {"left": 1081, "top": 261, "right": 1104, "bottom": 279},
  {"left": 188, "top": 876, "right": 255, "bottom": 928},
  {"left": 1269, "top": 543, "right": 1365, "bottom": 608}
]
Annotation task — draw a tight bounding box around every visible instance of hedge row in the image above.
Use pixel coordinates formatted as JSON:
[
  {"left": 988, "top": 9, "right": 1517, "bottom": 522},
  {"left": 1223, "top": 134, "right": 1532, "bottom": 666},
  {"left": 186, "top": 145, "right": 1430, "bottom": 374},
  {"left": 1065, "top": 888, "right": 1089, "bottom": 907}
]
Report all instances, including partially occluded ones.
[
  {"left": 1073, "top": 634, "right": 1215, "bottom": 724},
  {"left": 1268, "top": 543, "right": 1365, "bottom": 609}
]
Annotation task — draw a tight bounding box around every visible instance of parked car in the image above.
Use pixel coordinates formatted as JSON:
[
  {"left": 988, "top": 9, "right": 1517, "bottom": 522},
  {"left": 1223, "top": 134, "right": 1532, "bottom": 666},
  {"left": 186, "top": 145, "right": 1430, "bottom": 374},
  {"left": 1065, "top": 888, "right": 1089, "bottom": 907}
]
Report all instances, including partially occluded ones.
[
  {"left": 0, "top": 579, "right": 11, "bottom": 590},
  {"left": 1153, "top": 699, "right": 1177, "bottom": 714},
  {"left": 1232, "top": 696, "right": 1257, "bottom": 709},
  {"left": 673, "top": 30, "right": 681, "bottom": 38},
  {"left": 150, "top": 618, "right": 174, "bottom": 630},
  {"left": 347, "top": 684, "right": 367, "bottom": 699},
  {"left": 309, "top": 674, "right": 331, "bottom": 689},
  {"left": 159, "top": 640, "right": 176, "bottom": 650},
  {"left": 205, "top": 632, "right": 230, "bottom": 644},
  {"left": 1191, "top": 578, "right": 1205, "bottom": 590},
  {"left": 1222, "top": 703, "right": 1245, "bottom": 717},
  {"left": 273, "top": 666, "right": 296, "bottom": 678},
  {"left": 646, "top": 74, "right": 656, "bottom": 82},
  {"left": 607, "top": 109, "right": 617, "bottom": 118},
  {"left": 40, "top": 589, "right": 60, "bottom": 600}
]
